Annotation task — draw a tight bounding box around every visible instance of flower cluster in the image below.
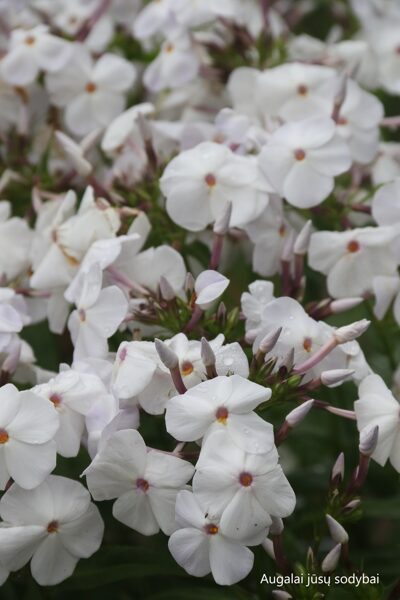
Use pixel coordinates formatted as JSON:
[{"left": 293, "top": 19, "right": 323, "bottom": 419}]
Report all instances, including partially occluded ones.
[{"left": 0, "top": 0, "right": 399, "bottom": 596}]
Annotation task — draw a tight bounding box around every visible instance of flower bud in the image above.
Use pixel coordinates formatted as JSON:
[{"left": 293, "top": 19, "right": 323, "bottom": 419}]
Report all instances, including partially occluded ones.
[
  {"left": 321, "top": 369, "right": 355, "bottom": 387},
  {"left": 272, "top": 592, "right": 292, "bottom": 599},
  {"left": 213, "top": 201, "right": 232, "bottom": 235},
  {"left": 159, "top": 276, "right": 175, "bottom": 301},
  {"left": 321, "top": 543, "right": 341, "bottom": 573},
  {"left": 261, "top": 537, "right": 275, "bottom": 560},
  {"left": 334, "top": 319, "right": 370, "bottom": 344},
  {"left": 201, "top": 337, "right": 216, "bottom": 367},
  {"left": 155, "top": 339, "right": 179, "bottom": 370},
  {"left": 293, "top": 220, "right": 312, "bottom": 255},
  {"left": 185, "top": 272, "right": 195, "bottom": 293},
  {"left": 326, "top": 514, "right": 349, "bottom": 544},
  {"left": 269, "top": 516, "right": 284, "bottom": 536},
  {"left": 344, "top": 499, "right": 361, "bottom": 512},
  {"left": 281, "top": 229, "right": 296, "bottom": 262},
  {"left": 330, "top": 297, "right": 364, "bottom": 314},
  {"left": 281, "top": 347, "right": 294, "bottom": 372},
  {"left": 258, "top": 327, "right": 282, "bottom": 355},
  {"left": 285, "top": 399, "right": 314, "bottom": 428},
  {"left": 359, "top": 425, "right": 379, "bottom": 456},
  {"left": 331, "top": 452, "right": 345, "bottom": 484}
]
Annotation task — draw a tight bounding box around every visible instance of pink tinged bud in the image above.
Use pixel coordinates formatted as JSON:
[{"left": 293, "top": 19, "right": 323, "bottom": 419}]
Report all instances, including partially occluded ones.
[
  {"left": 185, "top": 272, "right": 195, "bottom": 293},
  {"left": 281, "top": 229, "right": 296, "bottom": 262},
  {"left": 293, "top": 220, "right": 312, "bottom": 255},
  {"left": 272, "top": 592, "right": 293, "bottom": 599},
  {"left": 270, "top": 517, "right": 284, "bottom": 536},
  {"left": 334, "top": 319, "right": 370, "bottom": 344},
  {"left": 159, "top": 276, "right": 175, "bottom": 301},
  {"left": 321, "top": 369, "right": 355, "bottom": 387},
  {"left": 261, "top": 537, "right": 275, "bottom": 560},
  {"left": 155, "top": 338, "right": 179, "bottom": 370},
  {"left": 359, "top": 425, "right": 379, "bottom": 456},
  {"left": 282, "top": 347, "right": 295, "bottom": 372},
  {"left": 331, "top": 452, "right": 345, "bottom": 483},
  {"left": 213, "top": 201, "right": 232, "bottom": 235},
  {"left": 201, "top": 337, "right": 216, "bottom": 367},
  {"left": 326, "top": 514, "right": 349, "bottom": 544},
  {"left": 321, "top": 543, "right": 341, "bottom": 573},
  {"left": 285, "top": 399, "right": 314, "bottom": 428},
  {"left": 332, "top": 73, "right": 348, "bottom": 122},
  {"left": 344, "top": 499, "right": 361, "bottom": 511},
  {"left": 330, "top": 297, "right": 364, "bottom": 314},
  {"left": 258, "top": 327, "right": 282, "bottom": 354}
]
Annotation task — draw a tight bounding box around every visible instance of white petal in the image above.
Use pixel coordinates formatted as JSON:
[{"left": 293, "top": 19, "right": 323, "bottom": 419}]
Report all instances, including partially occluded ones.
[
  {"left": 227, "top": 412, "right": 275, "bottom": 454},
  {"left": 145, "top": 450, "right": 194, "bottom": 487},
  {"left": 31, "top": 534, "right": 78, "bottom": 586},
  {"left": 4, "top": 440, "right": 56, "bottom": 490},
  {"left": 219, "top": 487, "right": 270, "bottom": 541},
  {"left": 59, "top": 503, "right": 104, "bottom": 558},
  {"left": 209, "top": 535, "right": 254, "bottom": 585},
  {"left": 0, "top": 525, "right": 45, "bottom": 571},
  {"left": 7, "top": 391, "right": 59, "bottom": 444},
  {"left": 168, "top": 528, "right": 210, "bottom": 577},
  {"left": 112, "top": 489, "right": 159, "bottom": 535}
]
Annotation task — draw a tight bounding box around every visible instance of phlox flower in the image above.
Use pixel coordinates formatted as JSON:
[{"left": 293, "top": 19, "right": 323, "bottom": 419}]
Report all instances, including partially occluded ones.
[{"left": 84, "top": 429, "right": 194, "bottom": 535}]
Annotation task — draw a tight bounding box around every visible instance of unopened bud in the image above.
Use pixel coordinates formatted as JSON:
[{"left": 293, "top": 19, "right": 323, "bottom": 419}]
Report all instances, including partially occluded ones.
[
  {"left": 321, "top": 369, "right": 355, "bottom": 387},
  {"left": 359, "top": 425, "right": 379, "bottom": 456},
  {"left": 281, "top": 229, "right": 296, "bottom": 262},
  {"left": 159, "top": 276, "right": 175, "bottom": 301},
  {"left": 217, "top": 301, "right": 227, "bottom": 324},
  {"left": 286, "top": 399, "right": 314, "bottom": 428},
  {"left": 326, "top": 514, "right": 349, "bottom": 544},
  {"left": 258, "top": 327, "right": 282, "bottom": 355},
  {"left": 213, "top": 201, "right": 232, "bottom": 235},
  {"left": 344, "top": 499, "right": 361, "bottom": 512},
  {"left": 155, "top": 339, "right": 179, "bottom": 370},
  {"left": 269, "top": 517, "right": 284, "bottom": 536},
  {"left": 332, "top": 72, "right": 348, "bottom": 122},
  {"left": 282, "top": 347, "right": 294, "bottom": 372},
  {"left": 185, "top": 272, "right": 195, "bottom": 293},
  {"left": 334, "top": 319, "right": 370, "bottom": 344},
  {"left": 330, "top": 297, "right": 364, "bottom": 314},
  {"left": 272, "top": 592, "right": 292, "bottom": 599},
  {"left": 201, "top": 337, "right": 216, "bottom": 367},
  {"left": 293, "top": 220, "right": 312, "bottom": 255},
  {"left": 262, "top": 537, "right": 275, "bottom": 560},
  {"left": 321, "top": 543, "right": 341, "bottom": 573},
  {"left": 331, "top": 452, "right": 345, "bottom": 484}
]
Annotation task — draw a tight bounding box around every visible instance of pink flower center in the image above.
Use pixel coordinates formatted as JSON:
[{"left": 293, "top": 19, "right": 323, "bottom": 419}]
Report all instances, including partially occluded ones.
[
  {"left": 239, "top": 472, "right": 253, "bottom": 487},
  {"left": 215, "top": 406, "right": 228, "bottom": 424},
  {"left": 297, "top": 84, "right": 308, "bottom": 96},
  {"left": 119, "top": 347, "right": 128, "bottom": 361},
  {"left": 47, "top": 520, "right": 59, "bottom": 534},
  {"left": 85, "top": 82, "right": 97, "bottom": 94},
  {"left": 50, "top": 393, "right": 62, "bottom": 407},
  {"left": 294, "top": 148, "right": 306, "bottom": 161},
  {"left": 303, "top": 337, "right": 312, "bottom": 352},
  {"left": 78, "top": 309, "right": 86, "bottom": 322},
  {"left": 0, "top": 429, "right": 9, "bottom": 444},
  {"left": 347, "top": 240, "right": 360, "bottom": 253},
  {"left": 180, "top": 361, "right": 194, "bottom": 376},
  {"left": 25, "top": 36, "right": 36, "bottom": 46},
  {"left": 205, "top": 173, "right": 217, "bottom": 188},
  {"left": 205, "top": 523, "right": 219, "bottom": 535},
  {"left": 136, "top": 478, "right": 150, "bottom": 492}
]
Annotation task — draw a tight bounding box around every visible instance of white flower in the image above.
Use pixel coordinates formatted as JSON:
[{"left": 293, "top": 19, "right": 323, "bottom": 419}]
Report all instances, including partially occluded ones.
[
  {"left": 84, "top": 429, "right": 194, "bottom": 535},
  {"left": 244, "top": 198, "right": 296, "bottom": 277},
  {"left": 168, "top": 490, "right": 254, "bottom": 585},
  {"left": 256, "top": 62, "right": 336, "bottom": 121},
  {"left": 143, "top": 34, "right": 200, "bottom": 92},
  {"left": 372, "top": 143, "right": 400, "bottom": 186},
  {"left": 68, "top": 263, "right": 128, "bottom": 362},
  {"left": 0, "top": 475, "right": 104, "bottom": 585},
  {"left": 0, "top": 201, "right": 33, "bottom": 281},
  {"left": 195, "top": 270, "right": 229, "bottom": 310},
  {"left": 241, "top": 279, "right": 275, "bottom": 337},
  {"left": 0, "top": 383, "right": 59, "bottom": 490},
  {"left": 308, "top": 226, "right": 398, "bottom": 298},
  {"left": 33, "top": 369, "right": 107, "bottom": 457},
  {"left": 1, "top": 25, "right": 72, "bottom": 86},
  {"left": 259, "top": 117, "right": 351, "bottom": 208},
  {"left": 355, "top": 374, "right": 400, "bottom": 471},
  {"left": 373, "top": 275, "right": 400, "bottom": 325},
  {"left": 165, "top": 375, "right": 273, "bottom": 454},
  {"left": 193, "top": 430, "right": 296, "bottom": 541},
  {"left": 112, "top": 333, "right": 248, "bottom": 415},
  {"left": 160, "top": 142, "right": 270, "bottom": 231},
  {"left": 46, "top": 44, "right": 137, "bottom": 136},
  {"left": 327, "top": 78, "right": 383, "bottom": 164},
  {"left": 132, "top": 0, "right": 175, "bottom": 41}
]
